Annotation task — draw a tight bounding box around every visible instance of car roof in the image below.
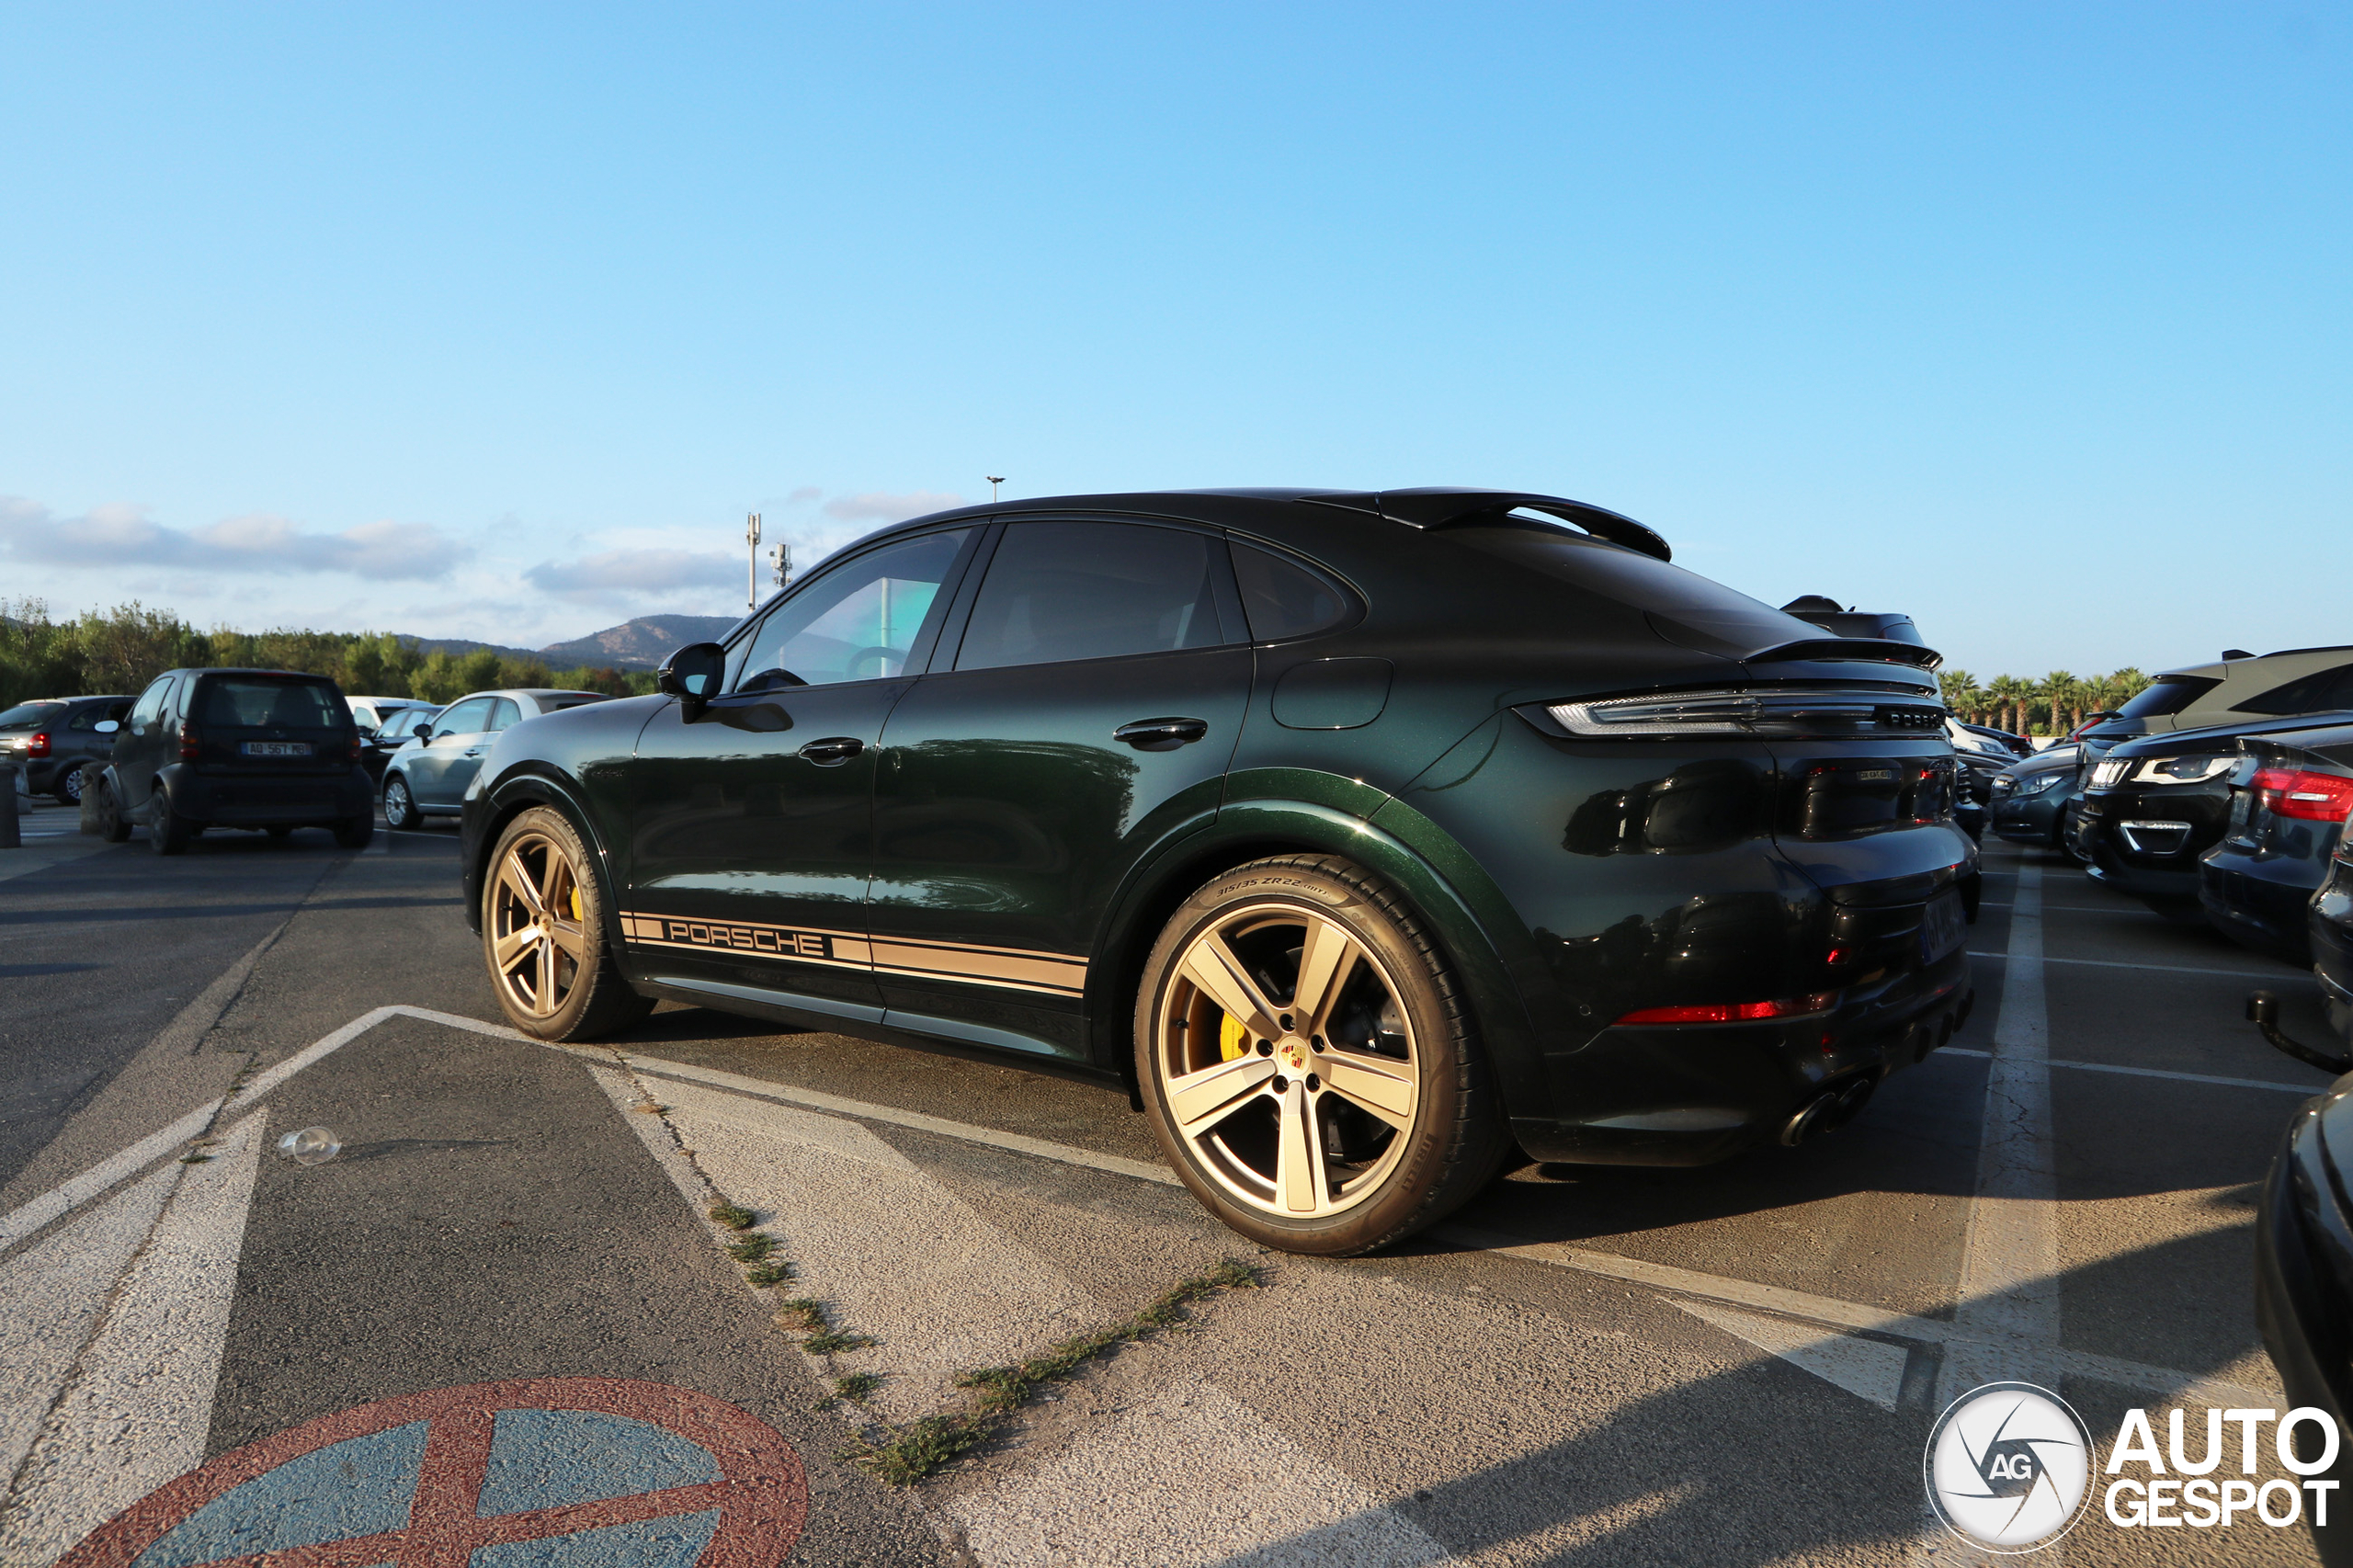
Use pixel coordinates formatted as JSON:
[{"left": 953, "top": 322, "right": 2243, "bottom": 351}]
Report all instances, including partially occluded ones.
[{"left": 2109, "top": 709, "right": 2353, "bottom": 756}]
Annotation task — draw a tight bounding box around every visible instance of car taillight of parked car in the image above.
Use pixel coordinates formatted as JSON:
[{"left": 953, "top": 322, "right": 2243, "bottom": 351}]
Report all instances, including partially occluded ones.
[
  {"left": 348, "top": 733, "right": 363, "bottom": 761},
  {"left": 27, "top": 732, "right": 49, "bottom": 758},
  {"left": 2253, "top": 768, "right": 2353, "bottom": 823},
  {"left": 178, "top": 723, "right": 202, "bottom": 762}
]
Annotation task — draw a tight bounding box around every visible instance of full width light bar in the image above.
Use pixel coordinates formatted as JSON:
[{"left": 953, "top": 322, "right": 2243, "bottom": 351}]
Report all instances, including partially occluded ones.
[{"left": 1549, "top": 687, "right": 1945, "bottom": 741}]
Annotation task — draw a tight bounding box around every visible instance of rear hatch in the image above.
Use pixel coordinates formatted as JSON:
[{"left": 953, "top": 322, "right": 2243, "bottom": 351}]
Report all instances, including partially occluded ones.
[{"left": 187, "top": 675, "right": 353, "bottom": 777}]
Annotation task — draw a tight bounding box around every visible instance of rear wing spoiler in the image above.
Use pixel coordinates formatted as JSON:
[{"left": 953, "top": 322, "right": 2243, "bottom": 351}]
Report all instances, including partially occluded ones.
[{"left": 1746, "top": 637, "right": 1944, "bottom": 672}]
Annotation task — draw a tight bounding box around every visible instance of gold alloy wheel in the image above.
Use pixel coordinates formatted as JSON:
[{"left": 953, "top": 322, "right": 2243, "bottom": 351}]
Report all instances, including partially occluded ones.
[
  {"left": 488, "top": 831, "right": 588, "bottom": 1020},
  {"left": 1151, "top": 903, "right": 1420, "bottom": 1219}
]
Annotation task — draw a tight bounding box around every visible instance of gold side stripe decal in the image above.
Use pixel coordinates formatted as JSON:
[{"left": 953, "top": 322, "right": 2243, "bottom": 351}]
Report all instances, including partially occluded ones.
[{"left": 618, "top": 912, "right": 1086, "bottom": 997}]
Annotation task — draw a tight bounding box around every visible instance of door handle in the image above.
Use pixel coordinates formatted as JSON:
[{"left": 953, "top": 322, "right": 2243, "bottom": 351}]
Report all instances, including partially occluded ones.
[
  {"left": 798, "top": 736, "right": 866, "bottom": 766},
  {"left": 1114, "top": 717, "right": 1209, "bottom": 751}
]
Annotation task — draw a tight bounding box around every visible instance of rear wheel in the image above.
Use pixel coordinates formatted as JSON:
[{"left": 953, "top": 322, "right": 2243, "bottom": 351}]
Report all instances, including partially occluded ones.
[
  {"left": 148, "top": 792, "right": 192, "bottom": 856},
  {"left": 483, "top": 807, "right": 653, "bottom": 1040},
  {"left": 334, "top": 815, "right": 373, "bottom": 849},
  {"left": 1134, "top": 854, "right": 1507, "bottom": 1256},
  {"left": 382, "top": 775, "right": 419, "bottom": 831},
  {"left": 53, "top": 766, "right": 84, "bottom": 806},
  {"left": 267, "top": 824, "right": 294, "bottom": 840}
]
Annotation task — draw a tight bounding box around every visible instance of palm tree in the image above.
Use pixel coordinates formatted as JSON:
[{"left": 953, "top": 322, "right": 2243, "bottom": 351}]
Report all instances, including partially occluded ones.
[
  {"left": 2100, "top": 667, "right": 2148, "bottom": 716},
  {"left": 1988, "top": 675, "right": 2026, "bottom": 737},
  {"left": 2040, "top": 673, "right": 2077, "bottom": 741},
  {"left": 1939, "top": 669, "right": 1981, "bottom": 717}
]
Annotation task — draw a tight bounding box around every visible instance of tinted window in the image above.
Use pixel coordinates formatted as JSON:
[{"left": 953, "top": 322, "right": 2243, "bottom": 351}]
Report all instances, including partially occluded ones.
[
  {"left": 67, "top": 702, "right": 125, "bottom": 731},
  {"left": 2239, "top": 663, "right": 2353, "bottom": 717},
  {"left": 197, "top": 677, "right": 342, "bottom": 728},
  {"left": 735, "top": 528, "right": 972, "bottom": 689},
  {"left": 128, "top": 677, "right": 173, "bottom": 734},
  {"left": 487, "top": 699, "right": 523, "bottom": 731},
  {"left": 432, "top": 698, "right": 494, "bottom": 737},
  {"left": 1232, "top": 543, "right": 1350, "bottom": 642},
  {"left": 0, "top": 701, "right": 66, "bottom": 732},
  {"left": 2118, "top": 675, "right": 2222, "bottom": 719},
  {"left": 957, "top": 522, "right": 1224, "bottom": 671}
]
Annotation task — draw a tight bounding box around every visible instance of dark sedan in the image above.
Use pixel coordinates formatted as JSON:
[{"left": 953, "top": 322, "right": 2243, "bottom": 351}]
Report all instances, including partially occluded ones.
[
  {"left": 2201, "top": 722, "right": 2353, "bottom": 965},
  {"left": 457, "top": 487, "right": 1975, "bottom": 1256},
  {"left": 2078, "top": 713, "right": 2353, "bottom": 919},
  {"left": 1988, "top": 743, "right": 2081, "bottom": 851},
  {"left": 0, "top": 695, "right": 132, "bottom": 802}
]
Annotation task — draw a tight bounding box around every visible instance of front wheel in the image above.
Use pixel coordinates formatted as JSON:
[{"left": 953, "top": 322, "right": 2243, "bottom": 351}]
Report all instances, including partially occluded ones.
[
  {"left": 382, "top": 774, "right": 419, "bottom": 830},
  {"left": 95, "top": 778, "right": 131, "bottom": 843},
  {"left": 1134, "top": 854, "right": 1508, "bottom": 1256},
  {"left": 482, "top": 807, "right": 653, "bottom": 1040}
]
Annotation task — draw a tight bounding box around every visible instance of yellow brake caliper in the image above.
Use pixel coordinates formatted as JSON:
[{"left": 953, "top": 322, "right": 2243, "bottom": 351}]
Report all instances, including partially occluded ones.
[{"left": 1219, "top": 1012, "right": 1246, "bottom": 1062}]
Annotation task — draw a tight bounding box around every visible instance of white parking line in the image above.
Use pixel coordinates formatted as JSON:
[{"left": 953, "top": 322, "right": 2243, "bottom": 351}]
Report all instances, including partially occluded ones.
[
  {"left": 1968, "top": 949, "right": 2289, "bottom": 981},
  {"left": 1941, "top": 1046, "right": 2325, "bottom": 1095}
]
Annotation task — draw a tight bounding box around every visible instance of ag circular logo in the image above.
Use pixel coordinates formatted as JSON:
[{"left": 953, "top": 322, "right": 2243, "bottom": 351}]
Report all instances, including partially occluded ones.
[{"left": 1925, "top": 1381, "right": 2094, "bottom": 1552}]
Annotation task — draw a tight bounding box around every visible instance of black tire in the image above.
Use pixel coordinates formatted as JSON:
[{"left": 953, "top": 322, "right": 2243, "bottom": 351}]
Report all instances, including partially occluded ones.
[
  {"left": 481, "top": 806, "right": 653, "bottom": 1040},
  {"left": 382, "top": 774, "right": 420, "bottom": 831},
  {"left": 1133, "top": 854, "right": 1508, "bottom": 1256},
  {"left": 334, "top": 816, "right": 373, "bottom": 849},
  {"left": 95, "top": 778, "right": 132, "bottom": 843},
  {"left": 148, "top": 791, "right": 192, "bottom": 856}
]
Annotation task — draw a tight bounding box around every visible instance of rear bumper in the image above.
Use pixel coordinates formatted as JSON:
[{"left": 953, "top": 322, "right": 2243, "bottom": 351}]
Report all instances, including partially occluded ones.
[
  {"left": 162, "top": 764, "right": 372, "bottom": 826},
  {"left": 1513, "top": 947, "right": 1974, "bottom": 1165},
  {"left": 2200, "top": 850, "right": 2327, "bottom": 965}
]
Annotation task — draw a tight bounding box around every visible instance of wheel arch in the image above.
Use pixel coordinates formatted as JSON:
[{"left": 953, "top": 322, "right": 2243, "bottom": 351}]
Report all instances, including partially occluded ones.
[{"left": 468, "top": 767, "right": 627, "bottom": 949}]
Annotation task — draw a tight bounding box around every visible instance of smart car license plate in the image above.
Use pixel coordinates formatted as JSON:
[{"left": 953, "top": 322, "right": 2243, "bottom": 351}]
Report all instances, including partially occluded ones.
[
  {"left": 241, "top": 741, "right": 311, "bottom": 757},
  {"left": 1920, "top": 890, "right": 1966, "bottom": 964}
]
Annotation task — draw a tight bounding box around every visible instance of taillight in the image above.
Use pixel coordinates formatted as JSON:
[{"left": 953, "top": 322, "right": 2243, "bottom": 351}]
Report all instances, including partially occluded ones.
[
  {"left": 27, "top": 732, "right": 49, "bottom": 758},
  {"left": 178, "top": 723, "right": 201, "bottom": 762},
  {"left": 1615, "top": 992, "right": 1838, "bottom": 1025},
  {"left": 2254, "top": 767, "right": 2353, "bottom": 823},
  {"left": 1546, "top": 687, "right": 1943, "bottom": 740},
  {"left": 348, "top": 732, "right": 363, "bottom": 761}
]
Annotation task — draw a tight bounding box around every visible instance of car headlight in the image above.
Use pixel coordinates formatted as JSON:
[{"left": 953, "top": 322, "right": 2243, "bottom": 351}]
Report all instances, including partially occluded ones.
[
  {"left": 2012, "top": 770, "right": 2063, "bottom": 796},
  {"left": 1547, "top": 687, "right": 1944, "bottom": 739},
  {"left": 2089, "top": 758, "right": 2130, "bottom": 789},
  {"left": 2134, "top": 752, "right": 2234, "bottom": 785}
]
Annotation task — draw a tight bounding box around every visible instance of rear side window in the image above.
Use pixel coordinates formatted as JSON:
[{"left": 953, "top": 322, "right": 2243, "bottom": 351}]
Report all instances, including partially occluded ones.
[
  {"left": 487, "top": 699, "right": 522, "bottom": 731},
  {"left": 957, "top": 522, "right": 1226, "bottom": 670},
  {"left": 197, "top": 678, "right": 343, "bottom": 728},
  {"left": 67, "top": 703, "right": 125, "bottom": 731},
  {"left": 1232, "top": 543, "right": 1351, "bottom": 642},
  {"left": 2237, "top": 663, "right": 2353, "bottom": 717},
  {"left": 2118, "top": 675, "right": 2221, "bottom": 719}
]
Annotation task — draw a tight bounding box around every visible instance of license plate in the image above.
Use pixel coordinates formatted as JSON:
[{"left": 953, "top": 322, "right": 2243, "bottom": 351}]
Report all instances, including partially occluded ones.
[
  {"left": 241, "top": 741, "right": 311, "bottom": 757},
  {"left": 1920, "top": 890, "right": 1967, "bottom": 964}
]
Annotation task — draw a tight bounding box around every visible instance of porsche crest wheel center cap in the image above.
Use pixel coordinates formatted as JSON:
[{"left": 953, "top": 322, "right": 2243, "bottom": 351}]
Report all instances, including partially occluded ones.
[{"left": 1279, "top": 1038, "right": 1310, "bottom": 1072}]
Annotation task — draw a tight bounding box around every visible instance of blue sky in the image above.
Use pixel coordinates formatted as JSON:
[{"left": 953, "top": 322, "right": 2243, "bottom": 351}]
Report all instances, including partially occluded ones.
[{"left": 2, "top": 4, "right": 2345, "bottom": 678}]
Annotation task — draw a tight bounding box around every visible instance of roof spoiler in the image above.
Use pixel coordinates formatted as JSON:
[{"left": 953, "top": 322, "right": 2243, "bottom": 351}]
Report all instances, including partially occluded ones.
[
  {"left": 1298, "top": 488, "right": 1672, "bottom": 562},
  {"left": 1748, "top": 636, "right": 1943, "bottom": 671}
]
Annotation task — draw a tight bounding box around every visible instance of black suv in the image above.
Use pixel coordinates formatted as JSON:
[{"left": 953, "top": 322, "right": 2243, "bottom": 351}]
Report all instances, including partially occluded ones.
[
  {"left": 458, "top": 487, "right": 1975, "bottom": 1256},
  {"left": 0, "top": 695, "right": 132, "bottom": 801},
  {"left": 95, "top": 668, "right": 374, "bottom": 853}
]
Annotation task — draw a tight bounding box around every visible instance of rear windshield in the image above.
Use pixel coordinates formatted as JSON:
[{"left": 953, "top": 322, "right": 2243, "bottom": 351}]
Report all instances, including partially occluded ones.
[
  {"left": 2118, "top": 674, "right": 2221, "bottom": 719},
  {"left": 544, "top": 695, "right": 607, "bottom": 710},
  {"left": 1452, "top": 525, "right": 1806, "bottom": 652},
  {"left": 0, "top": 700, "right": 67, "bottom": 732},
  {"left": 195, "top": 677, "right": 345, "bottom": 728}
]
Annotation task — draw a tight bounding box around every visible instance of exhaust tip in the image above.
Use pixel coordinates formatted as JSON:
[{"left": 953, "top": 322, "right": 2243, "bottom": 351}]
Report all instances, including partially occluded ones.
[{"left": 1779, "top": 1092, "right": 1837, "bottom": 1147}]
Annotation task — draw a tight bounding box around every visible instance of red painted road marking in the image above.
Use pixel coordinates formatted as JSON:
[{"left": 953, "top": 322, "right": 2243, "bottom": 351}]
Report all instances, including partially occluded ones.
[{"left": 56, "top": 1378, "right": 807, "bottom": 1568}]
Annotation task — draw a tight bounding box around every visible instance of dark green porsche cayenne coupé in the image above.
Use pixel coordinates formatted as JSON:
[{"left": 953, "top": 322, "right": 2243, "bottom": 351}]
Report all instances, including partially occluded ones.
[{"left": 460, "top": 488, "right": 1975, "bottom": 1255}]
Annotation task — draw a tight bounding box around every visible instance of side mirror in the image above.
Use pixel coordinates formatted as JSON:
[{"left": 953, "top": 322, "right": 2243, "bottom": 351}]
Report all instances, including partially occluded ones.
[
  {"left": 414, "top": 722, "right": 433, "bottom": 739},
  {"left": 94, "top": 720, "right": 119, "bottom": 734},
  {"left": 658, "top": 642, "right": 728, "bottom": 705}
]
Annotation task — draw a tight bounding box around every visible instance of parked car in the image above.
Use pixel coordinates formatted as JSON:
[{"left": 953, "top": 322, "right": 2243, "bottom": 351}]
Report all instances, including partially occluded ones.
[
  {"left": 1944, "top": 720, "right": 2009, "bottom": 841},
  {"left": 456, "top": 487, "right": 1976, "bottom": 1256},
  {"left": 2077, "top": 646, "right": 2353, "bottom": 766},
  {"left": 1961, "top": 722, "right": 2035, "bottom": 758},
  {"left": 1988, "top": 744, "right": 2083, "bottom": 852},
  {"left": 2077, "top": 713, "right": 2353, "bottom": 919},
  {"left": 2199, "top": 719, "right": 2353, "bottom": 964},
  {"left": 92, "top": 668, "right": 373, "bottom": 853},
  {"left": 381, "top": 688, "right": 608, "bottom": 828},
  {"left": 0, "top": 694, "right": 132, "bottom": 802},
  {"left": 346, "top": 697, "right": 442, "bottom": 784}
]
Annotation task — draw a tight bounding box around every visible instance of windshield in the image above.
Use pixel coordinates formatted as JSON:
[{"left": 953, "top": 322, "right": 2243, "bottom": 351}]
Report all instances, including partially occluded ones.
[{"left": 0, "top": 701, "right": 68, "bottom": 732}]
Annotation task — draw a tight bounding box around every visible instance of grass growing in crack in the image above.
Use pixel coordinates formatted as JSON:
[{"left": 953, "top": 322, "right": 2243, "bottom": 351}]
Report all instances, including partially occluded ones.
[
  {"left": 774, "top": 1298, "right": 876, "bottom": 1356},
  {"left": 841, "top": 1257, "right": 1261, "bottom": 1486},
  {"left": 744, "top": 1261, "right": 797, "bottom": 1288},
  {"left": 804, "top": 1326, "right": 879, "bottom": 1355},
  {"left": 835, "top": 1371, "right": 881, "bottom": 1402},
  {"left": 708, "top": 1202, "right": 756, "bottom": 1231},
  {"left": 727, "top": 1233, "right": 777, "bottom": 1264}
]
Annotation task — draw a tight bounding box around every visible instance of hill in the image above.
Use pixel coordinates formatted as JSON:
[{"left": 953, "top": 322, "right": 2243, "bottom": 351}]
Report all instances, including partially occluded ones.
[{"left": 537, "top": 615, "right": 741, "bottom": 671}]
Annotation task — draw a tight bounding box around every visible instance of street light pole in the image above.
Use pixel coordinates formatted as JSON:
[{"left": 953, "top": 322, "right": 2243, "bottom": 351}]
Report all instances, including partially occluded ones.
[
  {"left": 987, "top": 476, "right": 1005, "bottom": 503},
  {"left": 745, "top": 513, "right": 761, "bottom": 611}
]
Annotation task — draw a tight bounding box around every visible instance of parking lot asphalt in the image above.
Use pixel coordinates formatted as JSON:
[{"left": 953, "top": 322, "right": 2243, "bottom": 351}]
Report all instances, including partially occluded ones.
[{"left": 1, "top": 800, "right": 2340, "bottom": 1565}]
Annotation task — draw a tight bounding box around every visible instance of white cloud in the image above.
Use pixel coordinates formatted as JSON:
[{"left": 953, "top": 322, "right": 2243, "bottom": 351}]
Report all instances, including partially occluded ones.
[
  {"left": 522, "top": 547, "right": 740, "bottom": 599},
  {"left": 821, "top": 490, "right": 965, "bottom": 522},
  {"left": 0, "top": 494, "right": 468, "bottom": 580}
]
